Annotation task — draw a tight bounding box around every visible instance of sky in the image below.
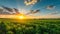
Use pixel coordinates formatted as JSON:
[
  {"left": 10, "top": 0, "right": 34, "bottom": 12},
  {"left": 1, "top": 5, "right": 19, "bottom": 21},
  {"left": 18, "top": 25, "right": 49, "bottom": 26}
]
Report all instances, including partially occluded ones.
[{"left": 0, "top": 0, "right": 60, "bottom": 18}]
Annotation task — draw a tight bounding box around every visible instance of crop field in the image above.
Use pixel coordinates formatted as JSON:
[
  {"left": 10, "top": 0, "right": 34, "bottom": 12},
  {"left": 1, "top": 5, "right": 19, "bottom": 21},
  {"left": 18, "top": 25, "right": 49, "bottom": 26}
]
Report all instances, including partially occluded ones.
[{"left": 0, "top": 18, "right": 60, "bottom": 34}]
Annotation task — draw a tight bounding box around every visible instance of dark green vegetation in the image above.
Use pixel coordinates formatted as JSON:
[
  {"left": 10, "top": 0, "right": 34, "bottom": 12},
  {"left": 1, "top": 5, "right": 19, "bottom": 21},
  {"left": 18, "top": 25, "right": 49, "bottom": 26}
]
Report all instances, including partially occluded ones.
[{"left": 0, "top": 18, "right": 60, "bottom": 34}]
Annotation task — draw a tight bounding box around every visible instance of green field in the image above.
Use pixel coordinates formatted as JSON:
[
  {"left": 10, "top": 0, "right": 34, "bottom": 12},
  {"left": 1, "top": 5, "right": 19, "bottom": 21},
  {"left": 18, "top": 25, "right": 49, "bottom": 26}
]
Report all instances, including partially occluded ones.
[{"left": 0, "top": 18, "right": 60, "bottom": 34}]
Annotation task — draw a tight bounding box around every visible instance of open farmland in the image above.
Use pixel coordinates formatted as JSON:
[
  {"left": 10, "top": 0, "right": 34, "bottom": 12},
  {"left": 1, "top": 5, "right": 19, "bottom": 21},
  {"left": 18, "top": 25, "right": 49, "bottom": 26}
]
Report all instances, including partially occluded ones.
[{"left": 0, "top": 18, "right": 60, "bottom": 34}]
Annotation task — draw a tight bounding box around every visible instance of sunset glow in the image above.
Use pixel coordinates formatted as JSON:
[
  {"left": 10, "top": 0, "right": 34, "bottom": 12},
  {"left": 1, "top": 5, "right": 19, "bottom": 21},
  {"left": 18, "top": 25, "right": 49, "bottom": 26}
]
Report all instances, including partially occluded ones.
[{"left": 19, "top": 16, "right": 25, "bottom": 19}]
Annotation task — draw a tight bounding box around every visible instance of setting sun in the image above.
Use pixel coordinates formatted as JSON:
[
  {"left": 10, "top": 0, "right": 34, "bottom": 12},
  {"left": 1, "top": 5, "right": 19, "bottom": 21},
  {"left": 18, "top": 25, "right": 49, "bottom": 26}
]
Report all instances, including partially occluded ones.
[{"left": 19, "top": 16, "right": 25, "bottom": 19}]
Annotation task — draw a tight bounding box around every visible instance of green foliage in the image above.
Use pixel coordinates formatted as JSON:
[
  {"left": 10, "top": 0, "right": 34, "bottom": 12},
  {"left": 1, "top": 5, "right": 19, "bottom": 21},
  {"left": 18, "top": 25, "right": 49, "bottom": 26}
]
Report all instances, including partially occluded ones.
[{"left": 0, "top": 19, "right": 60, "bottom": 34}]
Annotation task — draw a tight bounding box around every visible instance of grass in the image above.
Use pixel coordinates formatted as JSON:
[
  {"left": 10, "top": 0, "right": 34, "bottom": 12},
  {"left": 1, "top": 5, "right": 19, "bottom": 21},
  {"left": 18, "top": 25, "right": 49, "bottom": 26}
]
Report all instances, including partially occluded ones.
[{"left": 0, "top": 18, "right": 60, "bottom": 34}]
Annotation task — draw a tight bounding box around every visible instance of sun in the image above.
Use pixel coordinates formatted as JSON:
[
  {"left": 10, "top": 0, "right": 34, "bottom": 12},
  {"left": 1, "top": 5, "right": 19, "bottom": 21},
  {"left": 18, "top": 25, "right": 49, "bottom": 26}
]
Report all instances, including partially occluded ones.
[{"left": 19, "top": 16, "right": 24, "bottom": 19}]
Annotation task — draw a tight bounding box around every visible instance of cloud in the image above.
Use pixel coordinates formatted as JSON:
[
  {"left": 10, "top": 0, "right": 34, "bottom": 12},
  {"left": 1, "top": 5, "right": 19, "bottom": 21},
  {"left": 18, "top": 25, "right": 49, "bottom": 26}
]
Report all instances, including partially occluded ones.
[
  {"left": 26, "top": 10, "right": 40, "bottom": 15},
  {"left": 24, "top": 0, "right": 40, "bottom": 6},
  {"left": 0, "top": 6, "right": 20, "bottom": 14},
  {"left": 13, "top": 8, "right": 20, "bottom": 14},
  {"left": 31, "top": 10, "right": 40, "bottom": 14},
  {"left": 48, "top": 11, "right": 59, "bottom": 15},
  {"left": 46, "top": 5, "right": 56, "bottom": 10}
]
